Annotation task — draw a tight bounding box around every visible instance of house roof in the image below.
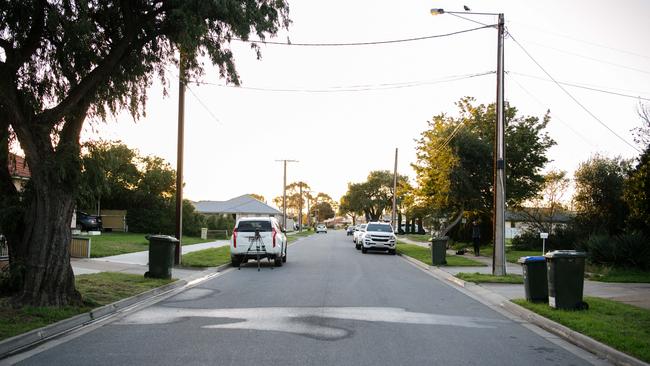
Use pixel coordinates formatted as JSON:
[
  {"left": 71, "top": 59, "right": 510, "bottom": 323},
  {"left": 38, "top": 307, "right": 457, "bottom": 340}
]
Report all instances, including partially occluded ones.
[
  {"left": 8, "top": 154, "right": 30, "bottom": 178},
  {"left": 505, "top": 209, "right": 574, "bottom": 223},
  {"left": 193, "top": 194, "right": 281, "bottom": 215}
]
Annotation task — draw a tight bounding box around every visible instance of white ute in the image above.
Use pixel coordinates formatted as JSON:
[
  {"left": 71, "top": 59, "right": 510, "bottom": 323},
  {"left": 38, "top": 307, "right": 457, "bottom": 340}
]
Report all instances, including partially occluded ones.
[
  {"left": 230, "top": 217, "right": 287, "bottom": 267},
  {"left": 361, "top": 222, "right": 396, "bottom": 255}
]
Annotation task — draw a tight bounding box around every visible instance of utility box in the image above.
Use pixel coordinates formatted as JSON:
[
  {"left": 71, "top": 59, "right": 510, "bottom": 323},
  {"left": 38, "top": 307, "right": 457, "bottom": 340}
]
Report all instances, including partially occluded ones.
[
  {"left": 518, "top": 256, "right": 548, "bottom": 302},
  {"left": 545, "top": 250, "right": 588, "bottom": 310},
  {"left": 145, "top": 235, "right": 178, "bottom": 279},
  {"left": 431, "top": 237, "right": 448, "bottom": 265}
]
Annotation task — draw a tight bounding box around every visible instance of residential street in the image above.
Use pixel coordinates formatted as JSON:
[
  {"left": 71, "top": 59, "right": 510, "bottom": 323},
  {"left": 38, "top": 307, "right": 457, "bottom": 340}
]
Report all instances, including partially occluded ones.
[{"left": 14, "top": 231, "right": 602, "bottom": 366}]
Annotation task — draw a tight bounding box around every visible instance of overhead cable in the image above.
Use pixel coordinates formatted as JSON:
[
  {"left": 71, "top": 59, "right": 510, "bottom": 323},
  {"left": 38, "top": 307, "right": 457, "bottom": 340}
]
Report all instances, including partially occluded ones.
[
  {"left": 233, "top": 25, "right": 494, "bottom": 47},
  {"left": 509, "top": 33, "right": 640, "bottom": 153}
]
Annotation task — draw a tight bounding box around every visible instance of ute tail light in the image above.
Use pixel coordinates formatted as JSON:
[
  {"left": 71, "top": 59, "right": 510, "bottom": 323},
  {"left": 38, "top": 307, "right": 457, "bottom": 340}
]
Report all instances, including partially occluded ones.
[
  {"left": 272, "top": 228, "right": 277, "bottom": 248},
  {"left": 233, "top": 228, "right": 238, "bottom": 248}
]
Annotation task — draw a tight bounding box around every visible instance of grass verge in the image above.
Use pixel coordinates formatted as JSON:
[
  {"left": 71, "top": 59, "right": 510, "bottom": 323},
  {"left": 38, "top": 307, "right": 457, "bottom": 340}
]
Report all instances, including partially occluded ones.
[
  {"left": 84, "top": 232, "right": 211, "bottom": 257},
  {"left": 513, "top": 297, "right": 650, "bottom": 363},
  {"left": 181, "top": 246, "right": 231, "bottom": 267},
  {"left": 585, "top": 266, "right": 650, "bottom": 283},
  {"left": 287, "top": 230, "right": 314, "bottom": 243},
  {"left": 0, "top": 272, "right": 173, "bottom": 341},
  {"left": 456, "top": 272, "right": 523, "bottom": 284},
  {"left": 480, "top": 246, "right": 540, "bottom": 263},
  {"left": 396, "top": 243, "right": 485, "bottom": 267},
  {"left": 397, "top": 234, "right": 430, "bottom": 243}
]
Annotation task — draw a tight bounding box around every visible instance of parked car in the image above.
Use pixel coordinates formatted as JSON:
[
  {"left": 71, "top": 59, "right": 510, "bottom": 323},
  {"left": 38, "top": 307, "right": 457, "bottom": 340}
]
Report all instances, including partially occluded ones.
[
  {"left": 360, "top": 221, "right": 396, "bottom": 255},
  {"left": 353, "top": 224, "right": 367, "bottom": 247},
  {"left": 316, "top": 224, "right": 327, "bottom": 233},
  {"left": 230, "top": 217, "right": 287, "bottom": 267},
  {"left": 346, "top": 225, "right": 356, "bottom": 236},
  {"left": 76, "top": 211, "right": 103, "bottom": 231}
]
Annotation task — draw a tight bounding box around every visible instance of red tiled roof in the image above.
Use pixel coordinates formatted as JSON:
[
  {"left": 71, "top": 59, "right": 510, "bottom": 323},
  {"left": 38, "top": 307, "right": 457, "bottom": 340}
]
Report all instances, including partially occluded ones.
[{"left": 8, "top": 154, "right": 31, "bottom": 178}]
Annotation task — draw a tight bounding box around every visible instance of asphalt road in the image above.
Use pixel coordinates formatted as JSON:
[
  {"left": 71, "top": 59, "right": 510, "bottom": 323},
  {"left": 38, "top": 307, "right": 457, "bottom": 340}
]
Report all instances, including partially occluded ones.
[{"left": 15, "top": 231, "right": 598, "bottom": 366}]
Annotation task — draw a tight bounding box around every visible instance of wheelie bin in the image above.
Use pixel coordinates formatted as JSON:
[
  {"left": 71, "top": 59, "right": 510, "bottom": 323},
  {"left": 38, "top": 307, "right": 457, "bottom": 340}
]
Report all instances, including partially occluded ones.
[
  {"left": 145, "top": 235, "right": 178, "bottom": 279},
  {"left": 431, "top": 237, "right": 448, "bottom": 265},
  {"left": 517, "top": 256, "right": 548, "bottom": 302},
  {"left": 545, "top": 250, "right": 588, "bottom": 310}
]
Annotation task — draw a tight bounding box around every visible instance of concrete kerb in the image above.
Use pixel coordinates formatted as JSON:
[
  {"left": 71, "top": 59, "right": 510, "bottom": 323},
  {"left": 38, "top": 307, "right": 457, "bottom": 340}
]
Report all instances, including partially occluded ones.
[
  {"left": 0, "top": 262, "right": 232, "bottom": 359},
  {"left": 397, "top": 252, "right": 649, "bottom": 366}
]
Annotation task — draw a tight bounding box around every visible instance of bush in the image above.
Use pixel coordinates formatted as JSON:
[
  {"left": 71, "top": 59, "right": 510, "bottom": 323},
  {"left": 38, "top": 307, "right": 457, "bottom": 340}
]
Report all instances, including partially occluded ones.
[
  {"left": 512, "top": 225, "right": 579, "bottom": 252},
  {"left": 581, "top": 232, "right": 650, "bottom": 270}
]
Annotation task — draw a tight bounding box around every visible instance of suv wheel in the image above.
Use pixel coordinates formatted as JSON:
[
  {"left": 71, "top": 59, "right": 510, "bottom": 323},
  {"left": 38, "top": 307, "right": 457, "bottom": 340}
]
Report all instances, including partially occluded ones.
[
  {"left": 389, "top": 249, "right": 396, "bottom": 255},
  {"left": 231, "top": 256, "right": 241, "bottom": 268},
  {"left": 355, "top": 243, "right": 361, "bottom": 250},
  {"left": 361, "top": 247, "right": 368, "bottom": 254},
  {"left": 274, "top": 256, "right": 283, "bottom": 267}
]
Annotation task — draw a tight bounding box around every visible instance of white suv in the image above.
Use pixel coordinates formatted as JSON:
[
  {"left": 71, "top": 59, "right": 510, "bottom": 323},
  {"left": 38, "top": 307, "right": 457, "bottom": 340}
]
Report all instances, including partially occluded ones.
[
  {"left": 316, "top": 224, "right": 327, "bottom": 233},
  {"left": 230, "top": 217, "right": 287, "bottom": 267},
  {"left": 361, "top": 222, "right": 396, "bottom": 255},
  {"left": 353, "top": 224, "right": 367, "bottom": 249}
]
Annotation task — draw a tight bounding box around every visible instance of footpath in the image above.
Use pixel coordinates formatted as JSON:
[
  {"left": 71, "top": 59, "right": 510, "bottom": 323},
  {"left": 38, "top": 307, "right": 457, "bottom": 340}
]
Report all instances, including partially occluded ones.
[
  {"left": 398, "top": 237, "right": 650, "bottom": 310},
  {"left": 70, "top": 240, "right": 230, "bottom": 280}
]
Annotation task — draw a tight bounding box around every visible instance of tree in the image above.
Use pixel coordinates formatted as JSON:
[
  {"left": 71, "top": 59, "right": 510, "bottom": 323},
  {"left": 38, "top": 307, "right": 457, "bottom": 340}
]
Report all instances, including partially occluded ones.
[
  {"left": 311, "top": 201, "right": 335, "bottom": 222},
  {"left": 624, "top": 147, "right": 650, "bottom": 234},
  {"left": 340, "top": 171, "right": 407, "bottom": 221},
  {"left": 573, "top": 155, "right": 630, "bottom": 235},
  {"left": 412, "top": 97, "right": 555, "bottom": 236},
  {"left": 248, "top": 194, "right": 265, "bottom": 203},
  {"left": 0, "top": 1, "right": 290, "bottom": 306},
  {"left": 515, "top": 169, "right": 570, "bottom": 234}
]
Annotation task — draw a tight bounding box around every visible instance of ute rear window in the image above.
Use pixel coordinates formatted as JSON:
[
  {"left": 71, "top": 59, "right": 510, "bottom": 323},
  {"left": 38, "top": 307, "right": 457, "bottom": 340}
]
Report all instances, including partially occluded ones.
[
  {"left": 237, "top": 221, "right": 272, "bottom": 232},
  {"left": 366, "top": 224, "right": 392, "bottom": 232}
]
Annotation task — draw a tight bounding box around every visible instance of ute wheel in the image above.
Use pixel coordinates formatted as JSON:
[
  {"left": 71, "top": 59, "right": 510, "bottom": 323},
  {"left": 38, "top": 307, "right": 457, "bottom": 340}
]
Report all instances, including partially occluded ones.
[
  {"left": 231, "top": 257, "right": 241, "bottom": 268},
  {"left": 362, "top": 247, "right": 368, "bottom": 254},
  {"left": 274, "top": 256, "right": 283, "bottom": 267}
]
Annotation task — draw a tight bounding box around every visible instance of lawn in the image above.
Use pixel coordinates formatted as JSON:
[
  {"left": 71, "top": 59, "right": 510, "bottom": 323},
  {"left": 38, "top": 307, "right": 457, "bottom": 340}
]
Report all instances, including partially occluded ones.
[
  {"left": 181, "top": 246, "right": 231, "bottom": 267},
  {"left": 0, "top": 272, "right": 173, "bottom": 341},
  {"left": 456, "top": 272, "right": 524, "bottom": 284},
  {"left": 287, "top": 230, "right": 314, "bottom": 243},
  {"left": 83, "top": 232, "right": 211, "bottom": 257},
  {"left": 480, "top": 246, "right": 540, "bottom": 263},
  {"left": 585, "top": 265, "right": 650, "bottom": 283},
  {"left": 513, "top": 297, "right": 650, "bottom": 363},
  {"left": 396, "top": 243, "right": 485, "bottom": 267},
  {"left": 397, "top": 234, "right": 431, "bottom": 243}
]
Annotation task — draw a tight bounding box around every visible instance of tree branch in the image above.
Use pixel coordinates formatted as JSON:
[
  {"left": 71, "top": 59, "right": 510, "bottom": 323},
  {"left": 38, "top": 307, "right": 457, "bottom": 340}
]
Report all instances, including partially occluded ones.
[{"left": 9, "top": 0, "right": 47, "bottom": 69}]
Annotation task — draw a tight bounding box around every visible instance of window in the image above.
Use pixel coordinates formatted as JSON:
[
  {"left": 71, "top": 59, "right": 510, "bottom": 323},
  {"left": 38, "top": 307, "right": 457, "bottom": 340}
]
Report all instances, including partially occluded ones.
[
  {"left": 237, "top": 220, "right": 272, "bottom": 232},
  {"left": 366, "top": 224, "right": 392, "bottom": 232}
]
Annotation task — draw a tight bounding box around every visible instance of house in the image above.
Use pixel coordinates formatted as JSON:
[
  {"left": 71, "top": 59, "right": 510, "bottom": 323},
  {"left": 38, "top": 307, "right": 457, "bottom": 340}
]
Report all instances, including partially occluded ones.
[
  {"left": 8, "top": 153, "right": 30, "bottom": 192},
  {"left": 505, "top": 209, "right": 574, "bottom": 239},
  {"left": 193, "top": 194, "right": 283, "bottom": 223}
]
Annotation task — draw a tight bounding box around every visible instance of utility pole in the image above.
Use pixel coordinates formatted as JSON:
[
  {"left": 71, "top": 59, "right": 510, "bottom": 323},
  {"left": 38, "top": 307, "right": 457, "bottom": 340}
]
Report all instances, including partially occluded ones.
[
  {"left": 174, "top": 51, "right": 186, "bottom": 265},
  {"left": 493, "top": 13, "right": 506, "bottom": 276},
  {"left": 391, "top": 148, "right": 398, "bottom": 231},
  {"left": 276, "top": 159, "right": 298, "bottom": 230},
  {"left": 299, "top": 184, "right": 303, "bottom": 232}
]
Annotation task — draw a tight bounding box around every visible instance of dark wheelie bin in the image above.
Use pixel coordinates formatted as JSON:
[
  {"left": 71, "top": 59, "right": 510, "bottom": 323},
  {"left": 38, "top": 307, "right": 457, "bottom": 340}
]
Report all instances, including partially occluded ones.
[
  {"left": 545, "top": 250, "right": 588, "bottom": 310},
  {"left": 431, "top": 237, "right": 447, "bottom": 265},
  {"left": 145, "top": 235, "right": 178, "bottom": 279},
  {"left": 517, "top": 256, "right": 548, "bottom": 302}
]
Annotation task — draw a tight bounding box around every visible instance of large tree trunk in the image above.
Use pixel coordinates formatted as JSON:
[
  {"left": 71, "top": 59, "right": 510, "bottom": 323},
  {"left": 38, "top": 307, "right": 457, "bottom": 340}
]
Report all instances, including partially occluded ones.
[
  {"left": 397, "top": 211, "right": 404, "bottom": 234},
  {"left": 9, "top": 111, "right": 86, "bottom": 307}
]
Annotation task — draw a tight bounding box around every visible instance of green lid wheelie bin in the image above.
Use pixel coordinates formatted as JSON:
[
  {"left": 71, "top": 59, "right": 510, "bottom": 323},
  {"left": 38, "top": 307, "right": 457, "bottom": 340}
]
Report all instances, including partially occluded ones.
[
  {"left": 145, "top": 235, "right": 178, "bottom": 279},
  {"left": 545, "top": 250, "right": 588, "bottom": 310},
  {"left": 517, "top": 256, "right": 548, "bottom": 302},
  {"left": 431, "top": 237, "right": 448, "bottom": 265}
]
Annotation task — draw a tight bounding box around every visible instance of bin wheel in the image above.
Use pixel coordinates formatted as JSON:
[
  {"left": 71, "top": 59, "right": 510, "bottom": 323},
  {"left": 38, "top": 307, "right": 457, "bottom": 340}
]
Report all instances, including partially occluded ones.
[
  {"left": 577, "top": 301, "right": 589, "bottom": 310},
  {"left": 144, "top": 271, "right": 150, "bottom": 278}
]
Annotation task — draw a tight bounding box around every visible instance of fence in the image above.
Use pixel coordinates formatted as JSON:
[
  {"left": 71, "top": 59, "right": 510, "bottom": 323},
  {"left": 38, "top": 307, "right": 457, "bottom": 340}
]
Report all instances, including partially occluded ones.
[
  {"left": 206, "top": 229, "right": 229, "bottom": 240},
  {"left": 70, "top": 236, "right": 91, "bottom": 258}
]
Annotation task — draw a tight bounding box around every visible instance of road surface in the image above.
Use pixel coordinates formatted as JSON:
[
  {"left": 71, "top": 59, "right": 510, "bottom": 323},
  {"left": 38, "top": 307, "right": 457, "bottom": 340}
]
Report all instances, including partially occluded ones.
[{"left": 14, "top": 231, "right": 602, "bottom": 365}]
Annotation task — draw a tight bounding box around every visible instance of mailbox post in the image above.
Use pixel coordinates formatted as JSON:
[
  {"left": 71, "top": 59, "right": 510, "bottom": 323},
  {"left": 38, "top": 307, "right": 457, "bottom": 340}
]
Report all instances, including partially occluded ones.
[{"left": 540, "top": 232, "right": 549, "bottom": 254}]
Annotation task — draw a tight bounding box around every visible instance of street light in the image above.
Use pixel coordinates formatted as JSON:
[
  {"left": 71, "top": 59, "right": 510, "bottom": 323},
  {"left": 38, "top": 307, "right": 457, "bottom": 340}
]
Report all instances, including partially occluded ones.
[{"left": 430, "top": 8, "right": 507, "bottom": 276}]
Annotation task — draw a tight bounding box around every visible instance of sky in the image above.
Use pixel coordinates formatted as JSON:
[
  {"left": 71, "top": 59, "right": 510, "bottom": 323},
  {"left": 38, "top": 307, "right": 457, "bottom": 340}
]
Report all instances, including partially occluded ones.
[{"left": 83, "top": 0, "right": 650, "bottom": 207}]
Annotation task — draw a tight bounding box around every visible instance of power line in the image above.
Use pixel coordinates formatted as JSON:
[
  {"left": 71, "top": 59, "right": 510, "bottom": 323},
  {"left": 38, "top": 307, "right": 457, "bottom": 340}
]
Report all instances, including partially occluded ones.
[
  {"left": 508, "top": 71, "right": 650, "bottom": 102},
  {"left": 509, "top": 33, "right": 640, "bottom": 153},
  {"left": 185, "top": 83, "right": 224, "bottom": 126},
  {"left": 507, "top": 20, "right": 650, "bottom": 61},
  {"left": 506, "top": 73, "right": 597, "bottom": 148},
  {"left": 189, "top": 71, "right": 495, "bottom": 93},
  {"left": 522, "top": 40, "right": 650, "bottom": 76},
  {"left": 233, "top": 25, "right": 494, "bottom": 47}
]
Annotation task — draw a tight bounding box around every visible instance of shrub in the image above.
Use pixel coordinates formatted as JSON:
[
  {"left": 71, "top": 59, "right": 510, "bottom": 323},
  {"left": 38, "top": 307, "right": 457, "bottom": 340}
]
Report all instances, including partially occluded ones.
[
  {"left": 581, "top": 232, "right": 650, "bottom": 270},
  {"left": 512, "top": 225, "right": 579, "bottom": 252}
]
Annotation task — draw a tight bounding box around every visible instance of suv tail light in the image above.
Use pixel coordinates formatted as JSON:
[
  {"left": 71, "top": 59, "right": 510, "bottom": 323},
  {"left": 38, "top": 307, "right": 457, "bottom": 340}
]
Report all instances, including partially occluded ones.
[
  {"left": 233, "top": 228, "right": 238, "bottom": 248},
  {"left": 272, "top": 228, "right": 277, "bottom": 248}
]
